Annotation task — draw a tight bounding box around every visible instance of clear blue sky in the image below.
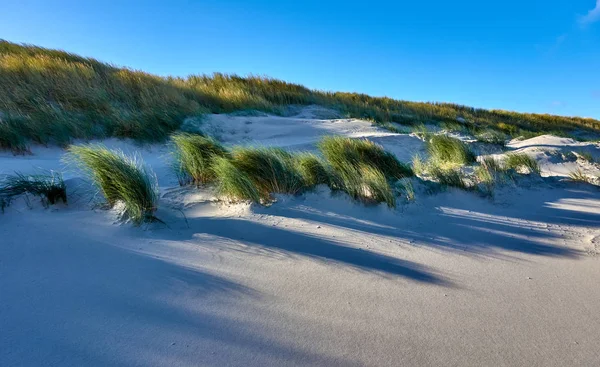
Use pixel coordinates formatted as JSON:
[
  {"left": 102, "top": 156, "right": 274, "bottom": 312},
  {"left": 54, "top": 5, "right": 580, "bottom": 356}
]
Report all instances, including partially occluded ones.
[{"left": 2, "top": 0, "right": 599, "bottom": 118}]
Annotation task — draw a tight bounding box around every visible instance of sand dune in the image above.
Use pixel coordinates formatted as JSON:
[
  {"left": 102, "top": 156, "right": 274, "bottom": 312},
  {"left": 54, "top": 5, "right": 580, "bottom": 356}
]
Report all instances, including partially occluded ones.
[{"left": 1, "top": 108, "right": 600, "bottom": 366}]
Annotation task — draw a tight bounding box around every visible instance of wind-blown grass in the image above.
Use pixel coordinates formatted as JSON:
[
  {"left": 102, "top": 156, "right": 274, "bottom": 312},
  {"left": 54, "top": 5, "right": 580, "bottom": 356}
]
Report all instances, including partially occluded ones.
[
  {"left": 171, "top": 133, "right": 228, "bottom": 185},
  {"left": 230, "top": 147, "right": 305, "bottom": 198},
  {"left": 474, "top": 157, "right": 506, "bottom": 186},
  {"left": 211, "top": 156, "right": 261, "bottom": 202},
  {"left": 504, "top": 153, "right": 540, "bottom": 174},
  {"left": 3, "top": 40, "right": 599, "bottom": 152},
  {"left": 292, "top": 153, "right": 332, "bottom": 187},
  {"left": 318, "top": 136, "right": 413, "bottom": 180},
  {"left": 0, "top": 171, "right": 66, "bottom": 208},
  {"left": 66, "top": 144, "right": 159, "bottom": 225},
  {"left": 426, "top": 135, "right": 475, "bottom": 166}
]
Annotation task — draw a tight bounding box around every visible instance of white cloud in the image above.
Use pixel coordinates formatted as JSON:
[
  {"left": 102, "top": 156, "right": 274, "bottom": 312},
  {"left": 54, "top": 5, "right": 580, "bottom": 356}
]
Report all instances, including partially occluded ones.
[{"left": 579, "top": 0, "right": 600, "bottom": 26}]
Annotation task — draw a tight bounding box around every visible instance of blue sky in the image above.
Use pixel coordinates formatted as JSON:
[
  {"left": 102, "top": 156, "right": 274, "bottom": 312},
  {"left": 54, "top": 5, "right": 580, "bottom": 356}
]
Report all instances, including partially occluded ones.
[{"left": 1, "top": 0, "right": 599, "bottom": 118}]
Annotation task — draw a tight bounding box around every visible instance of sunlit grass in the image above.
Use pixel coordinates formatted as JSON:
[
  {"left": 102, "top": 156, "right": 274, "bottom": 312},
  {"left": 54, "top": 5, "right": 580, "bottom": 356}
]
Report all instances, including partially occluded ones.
[
  {"left": 2, "top": 40, "right": 599, "bottom": 152},
  {"left": 66, "top": 144, "right": 159, "bottom": 225}
]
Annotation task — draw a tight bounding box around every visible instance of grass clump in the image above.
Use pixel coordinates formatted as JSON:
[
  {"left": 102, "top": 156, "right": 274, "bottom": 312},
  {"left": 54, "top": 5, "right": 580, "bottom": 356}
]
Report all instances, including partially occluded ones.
[
  {"left": 474, "top": 157, "right": 506, "bottom": 186},
  {"left": 230, "top": 147, "right": 305, "bottom": 198},
  {"left": 504, "top": 153, "right": 540, "bottom": 174},
  {"left": 330, "top": 162, "right": 396, "bottom": 207},
  {"left": 66, "top": 144, "right": 159, "bottom": 225},
  {"left": 475, "top": 130, "right": 508, "bottom": 146},
  {"left": 396, "top": 178, "right": 415, "bottom": 202},
  {"left": 171, "top": 133, "right": 228, "bottom": 185},
  {"left": 211, "top": 156, "right": 261, "bottom": 202},
  {"left": 0, "top": 171, "right": 66, "bottom": 208},
  {"left": 318, "top": 136, "right": 412, "bottom": 180},
  {"left": 426, "top": 135, "right": 475, "bottom": 166},
  {"left": 430, "top": 166, "right": 469, "bottom": 190},
  {"left": 292, "top": 153, "right": 332, "bottom": 187}
]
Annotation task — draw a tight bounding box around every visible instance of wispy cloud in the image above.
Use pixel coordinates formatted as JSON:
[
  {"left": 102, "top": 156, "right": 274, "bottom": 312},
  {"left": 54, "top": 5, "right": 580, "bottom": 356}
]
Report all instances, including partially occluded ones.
[{"left": 579, "top": 0, "right": 600, "bottom": 26}]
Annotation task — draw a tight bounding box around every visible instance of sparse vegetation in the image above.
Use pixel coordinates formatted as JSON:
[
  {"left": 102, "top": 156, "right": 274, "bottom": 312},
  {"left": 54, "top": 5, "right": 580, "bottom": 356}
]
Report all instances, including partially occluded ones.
[
  {"left": 0, "top": 171, "right": 66, "bottom": 208},
  {"left": 66, "top": 144, "right": 159, "bottom": 225},
  {"left": 475, "top": 130, "right": 507, "bottom": 146},
  {"left": 171, "top": 133, "right": 228, "bottom": 186},
  {"left": 474, "top": 157, "right": 506, "bottom": 187},
  {"left": 430, "top": 166, "right": 469, "bottom": 190},
  {"left": 426, "top": 135, "right": 475, "bottom": 167},
  {"left": 504, "top": 153, "right": 540, "bottom": 174},
  {"left": 568, "top": 169, "right": 596, "bottom": 184},
  {"left": 2, "top": 40, "right": 599, "bottom": 152},
  {"left": 576, "top": 151, "right": 596, "bottom": 163}
]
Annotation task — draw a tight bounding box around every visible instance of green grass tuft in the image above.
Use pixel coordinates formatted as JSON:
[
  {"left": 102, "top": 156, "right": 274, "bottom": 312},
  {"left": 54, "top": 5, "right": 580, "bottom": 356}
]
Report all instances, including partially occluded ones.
[
  {"left": 426, "top": 135, "right": 475, "bottom": 166},
  {"left": 230, "top": 147, "right": 305, "bottom": 198},
  {"left": 170, "top": 133, "right": 228, "bottom": 185},
  {"left": 430, "top": 165, "right": 469, "bottom": 189},
  {"left": 66, "top": 144, "right": 159, "bottom": 225},
  {"left": 318, "top": 136, "right": 412, "bottom": 180},
  {"left": 211, "top": 156, "right": 261, "bottom": 202},
  {"left": 292, "top": 153, "right": 332, "bottom": 187},
  {"left": 0, "top": 171, "right": 66, "bottom": 208},
  {"left": 504, "top": 153, "right": 540, "bottom": 174}
]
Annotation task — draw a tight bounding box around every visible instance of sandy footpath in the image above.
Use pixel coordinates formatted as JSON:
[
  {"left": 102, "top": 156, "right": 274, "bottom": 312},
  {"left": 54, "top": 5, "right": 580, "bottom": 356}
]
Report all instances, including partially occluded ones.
[{"left": 1, "top": 108, "right": 600, "bottom": 366}]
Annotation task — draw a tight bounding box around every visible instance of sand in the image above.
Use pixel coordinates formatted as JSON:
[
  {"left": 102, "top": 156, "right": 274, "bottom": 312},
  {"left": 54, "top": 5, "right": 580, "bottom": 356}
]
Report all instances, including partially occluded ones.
[{"left": 1, "top": 107, "right": 600, "bottom": 366}]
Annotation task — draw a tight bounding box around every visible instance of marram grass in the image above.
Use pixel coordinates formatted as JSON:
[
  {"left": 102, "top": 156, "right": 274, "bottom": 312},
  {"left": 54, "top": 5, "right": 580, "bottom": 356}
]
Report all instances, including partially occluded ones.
[
  {"left": 318, "top": 136, "right": 413, "bottom": 180},
  {"left": 66, "top": 144, "right": 159, "bottom": 225},
  {"left": 231, "top": 147, "right": 305, "bottom": 198},
  {"left": 504, "top": 153, "right": 540, "bottom": 174},
  {"left": 292, "top": 153, "right": 332, "bottom": 187},
  {"left": 426, "top": 135, "right": 475, "bottom": 167},
  {"left": 0, "top": 171, "right": 66, "bottom": 208},
  {"left": 211, "top": 156, "right": 261, "bottom": 202},
  {"left": 171, "top": 133, "right": 228, "bottom": 186},
  {"left": 4, "top": 40, "right": 598, "bottom": 152}
]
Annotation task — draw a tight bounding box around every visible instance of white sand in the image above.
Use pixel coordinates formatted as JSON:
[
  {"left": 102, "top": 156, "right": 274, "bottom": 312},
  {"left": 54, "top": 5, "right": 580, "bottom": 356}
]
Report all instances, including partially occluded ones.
[{"left": 1, "top": 107, "right": 600, "bottom": 366}]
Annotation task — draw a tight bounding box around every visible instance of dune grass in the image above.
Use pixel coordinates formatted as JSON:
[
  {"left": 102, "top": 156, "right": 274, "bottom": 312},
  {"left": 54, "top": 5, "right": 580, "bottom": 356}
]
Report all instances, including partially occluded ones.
[
  {"left": 474, "top": 157, "right": 506, "bottom": 186},
  {"left": 2, "top": 40, "right": 599, "bottom": 152},
  {"left": 475, "top": 130, "right": 508, "bottom": 146},
  {"left": 211, "top": 156, "right": 261, "bottom": 202},
  {"left": 318, "top": 136, "right": 413, "bottom": 180},
  {"left": 0, "top": 171, "right": 66, "bottom": 208},
  {"left": 171, "top": 133, "right": 228, "bottom": 186},
  {"left": 426, "top": 135, "right": 475, "bottom": 167},
  {"left": 230, "top": 147, "right": 305, "bottom": 198},
  {"left": 504, "top": 153, "right": 540, "bottom": 174},
  {"left": 292, "top": 153, "right": 332, "bottom": 187},
  {"left": 66, "top": 144, "right": 159, "bottom": 225}
]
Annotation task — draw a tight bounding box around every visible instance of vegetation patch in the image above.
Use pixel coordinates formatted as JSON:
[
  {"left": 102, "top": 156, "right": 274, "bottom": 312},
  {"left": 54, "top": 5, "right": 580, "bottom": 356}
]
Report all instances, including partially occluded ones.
[
  {"left": 504, "top": 153, "right": 540, "bottom": 174},
  {"left": 230, "top": 147, "right": 305, "bottom": 198},
  {"left": 292, "top": 153, "right": 332, "bottom": 187},
  {"left": 3, "top": 40, "right": 599, "bottom": 152},
  {"left": 318, "top": 136, "right": 413, "bottom": 180},
  {"left": 426, "top": 135, "right": 475, "bottom": 166},
  {"left": 211, "top": 156, "right": 261, "bottom": 202},
  {"left": 66, "top": 144, "right": 159, "bottom": 225},
  {"left": 0, "top": 171, "right": 66, "bottom": 209},
  {"left": 171, "top": 133, "right": 228, "bottom": 186}
]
